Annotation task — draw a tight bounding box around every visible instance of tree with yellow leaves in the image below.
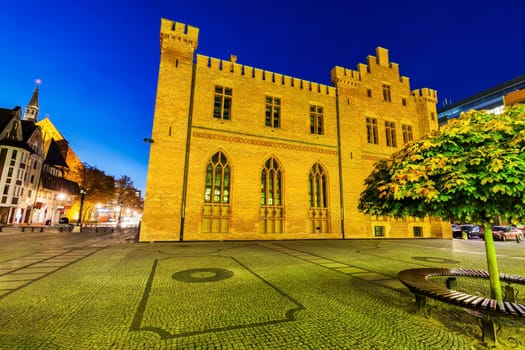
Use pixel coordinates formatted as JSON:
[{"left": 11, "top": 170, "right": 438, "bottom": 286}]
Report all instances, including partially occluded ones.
[{"left": 358, "top": 105, "right": 525, "bottom": 305}]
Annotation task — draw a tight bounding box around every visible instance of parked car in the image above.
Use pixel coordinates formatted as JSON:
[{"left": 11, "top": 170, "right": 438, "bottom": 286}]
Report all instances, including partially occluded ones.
[
  {"left": 460, "top": 224, "right": 483, "bottom": 239},
  {"left": 491, "top": 226, "right": 523, "bottom": 242},
  {"left": 452, "top": 224, "right": 483, "bottom": 239},
  {"left": 55, "top": 217, "right": 74, "bottom": 229},
  {"left": 452, "top": 224, "right": 463, "bottom": 238}
]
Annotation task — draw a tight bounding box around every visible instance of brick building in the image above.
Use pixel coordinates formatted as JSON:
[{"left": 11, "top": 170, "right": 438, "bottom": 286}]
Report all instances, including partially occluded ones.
[{"left": 141, "top": 18, "right": 450, "bottom": 241}]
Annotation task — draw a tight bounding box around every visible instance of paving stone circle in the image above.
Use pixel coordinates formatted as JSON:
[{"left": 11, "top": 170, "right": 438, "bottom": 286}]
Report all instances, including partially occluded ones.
[
  {"left": 171, "top": 268, "right": 234, "bottom": 283},
  {"left": 411, "top": 256, "right": 461, "bottom": 264}
]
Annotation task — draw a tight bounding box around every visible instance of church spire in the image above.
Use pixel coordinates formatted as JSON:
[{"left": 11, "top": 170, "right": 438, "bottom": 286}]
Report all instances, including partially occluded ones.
[{"left": 24, "top": 79, "right": 41, "bottom": 122}]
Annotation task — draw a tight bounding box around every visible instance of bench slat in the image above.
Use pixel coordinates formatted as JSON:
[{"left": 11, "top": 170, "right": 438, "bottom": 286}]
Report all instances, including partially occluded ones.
[
  {"left": 513, "top": 303, "right": 525, "bottom": 316},
  {"left": 467, "top": 296, "right": 485, "bottom": 306},
  {"left": 504, "top": 302, "right": 517, "bottom": 315}
]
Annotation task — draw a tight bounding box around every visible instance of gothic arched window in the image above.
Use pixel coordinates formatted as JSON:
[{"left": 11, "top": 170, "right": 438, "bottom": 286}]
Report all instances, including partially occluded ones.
[
  {"left": 260, "top": 157, "right": 284, "bottom": 233},
  {"left": 308, "top": 162, "right": 330, "bottom": 233},
  {"left": 202, "top": 151, "right": 231, "bottom": 233}
]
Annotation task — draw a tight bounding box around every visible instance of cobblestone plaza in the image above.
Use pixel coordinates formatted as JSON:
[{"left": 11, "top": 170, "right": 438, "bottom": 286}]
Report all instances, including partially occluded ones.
[{"left": 1, "top": 229, "right": 524, "bottom": 349}]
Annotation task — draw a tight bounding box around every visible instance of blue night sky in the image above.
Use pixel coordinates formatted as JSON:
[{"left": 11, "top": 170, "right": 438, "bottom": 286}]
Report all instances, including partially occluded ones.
[{"left": 1, "top": 0, "right": 524, "bottom": 194}]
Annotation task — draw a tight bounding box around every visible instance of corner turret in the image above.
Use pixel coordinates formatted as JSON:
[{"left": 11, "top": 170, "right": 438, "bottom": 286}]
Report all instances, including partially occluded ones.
[
  {"left": 412, "top": 88, "right": 439, "bottom": 134},
  {"left": 160, "top": 19, "right": 199, "bottom": 65}
]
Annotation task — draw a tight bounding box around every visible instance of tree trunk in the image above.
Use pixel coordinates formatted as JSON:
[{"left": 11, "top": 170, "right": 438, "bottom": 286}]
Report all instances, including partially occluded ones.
[{"left": 483, "top": 224, "right": 503, "bottom": 306}]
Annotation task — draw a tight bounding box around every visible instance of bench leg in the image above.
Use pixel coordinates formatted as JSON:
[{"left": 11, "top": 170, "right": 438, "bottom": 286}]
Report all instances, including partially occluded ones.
[
  {"left": 503, "top": 285, "right": 516, "bottom": 303},
  {"left": 414, "top": 294, "right": 430, "bottom": 318},
  {"left": 480, "top": 318, "right": 497, "bottom": 346},
  {"left": 446, "top": 277, "right": 456, "bottom": 289}
]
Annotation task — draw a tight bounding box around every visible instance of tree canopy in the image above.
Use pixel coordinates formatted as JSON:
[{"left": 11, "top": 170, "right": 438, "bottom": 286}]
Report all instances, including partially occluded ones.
[
  {"left": 76, "top": 166, "right": 143, "bottom": 222},
  {"left": 82, "top": 164, "right": 116, "bottom": 204},
  {"left": 359, "top": 105, "right": 525, "bottom": 225},
  {"left": 115, "top": 175, "right": 143, "bottom": 210},
  {"left": 358, "top": 105, "right": 525, "bottom": 304}
]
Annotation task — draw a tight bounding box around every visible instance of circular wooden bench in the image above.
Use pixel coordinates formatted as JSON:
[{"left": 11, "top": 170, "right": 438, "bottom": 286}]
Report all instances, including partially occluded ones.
[{"left": 398, "top": 268, "right": 525, "bottom": 345}]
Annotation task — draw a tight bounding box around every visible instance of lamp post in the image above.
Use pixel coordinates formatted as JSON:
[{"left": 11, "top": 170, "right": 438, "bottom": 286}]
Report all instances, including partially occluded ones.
[
  {"left": 73, "top": 187, "right": 86, "bottom": 233},
  {"left": 54, "top": 192, "right": 66, "bottom": 224}
]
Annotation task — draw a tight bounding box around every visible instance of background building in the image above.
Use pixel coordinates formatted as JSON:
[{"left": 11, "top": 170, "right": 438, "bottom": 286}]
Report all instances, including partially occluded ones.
[
  {"left": 0, "top": 85, "right": 82, "bottom": 225},
  {"left": 141, "top": 19, "right": 449, "bottom": 242},
  {"left": 35, "top": 116, "right": 83, "bottom": 224},
  {"left": 0, "top": 105, "right": 43, "bottom": 223},
  {"left": 438, "top": 75, "right": 525, "bottom": 125}
]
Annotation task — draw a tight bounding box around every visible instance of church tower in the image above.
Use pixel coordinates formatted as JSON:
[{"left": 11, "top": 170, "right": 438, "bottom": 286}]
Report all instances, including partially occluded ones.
[{"left": 24, "top": 81, "right": 40, "bottom": 122}]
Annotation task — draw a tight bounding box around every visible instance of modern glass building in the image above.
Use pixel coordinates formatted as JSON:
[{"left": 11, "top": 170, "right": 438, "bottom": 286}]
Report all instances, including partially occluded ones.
[{"left": 438, "top": 74, "right": 525, "bottom": 125}]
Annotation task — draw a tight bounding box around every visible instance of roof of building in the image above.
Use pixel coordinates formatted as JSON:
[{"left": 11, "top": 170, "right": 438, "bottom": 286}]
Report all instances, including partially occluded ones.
[
  {"left": 438, "top": 74, "right": 525, "bottom": 113},
  {"left": 44, "top": 139, "right": 69, "bottom": 168},
  {"left": 21, "top": 120, "right": 38, "bottom": 141},
  {"left": 27, "top": 85, "right": 39, "bottom": 110},
  {"left": 0, "top": 106, "right": 20, "bottom": 132}
]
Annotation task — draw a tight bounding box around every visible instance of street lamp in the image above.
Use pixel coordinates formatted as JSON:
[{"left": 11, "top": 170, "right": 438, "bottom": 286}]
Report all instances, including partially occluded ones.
[
  {"left": 73, "top": 187, "right": 87, "bottom": 233},
  {"left": 53, "top": 192, "right": 66, "bottom": 224},
  {"left": 77, "top": 187, "right": 86, "bottom": 225}
]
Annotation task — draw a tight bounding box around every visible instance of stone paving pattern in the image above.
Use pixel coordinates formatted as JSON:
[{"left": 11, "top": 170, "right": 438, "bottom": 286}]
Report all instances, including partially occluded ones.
[{"left": 1, "top": 230, "right": 524, "bottom": 349}]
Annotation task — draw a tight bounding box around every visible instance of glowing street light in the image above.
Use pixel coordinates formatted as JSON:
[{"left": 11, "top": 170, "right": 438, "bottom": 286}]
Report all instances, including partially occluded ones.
[
  {"left": 73, "top": 188, "right": 87, "bottom": 233},
  {"left": 77, "top": 188, "right": 87, "bottom": 225}
]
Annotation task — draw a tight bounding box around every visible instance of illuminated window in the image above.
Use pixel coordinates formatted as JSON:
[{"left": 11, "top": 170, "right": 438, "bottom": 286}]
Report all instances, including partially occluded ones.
[
  {"left": 260, "top": 158, "right": 282, "bottom": 206},
  {"left": 310, "top": 105, "right": 324, "bottom": 135},
  {"left": 385, "top": 121, "right": 397, "bottom": 147},
  {"left": 204, "top": 152, "right": 230, "bottom": 204},
  {"left": 382, "top": 84, "right": 392, "bottom": 102},
  {"left": 213, "top": 86, "right": 232, "bottom": 120},
  {"left": 202, "top": 151, "right": 231, "bottom": 233},
  {"left": 265, "top": 96, "right": 281, "bottom": 128},
  {"left": 260, "top": 157, "right": 284, "bottom": 233},
  {"left": 402, "top": 125, "right": 413, "bottom": 144},
  {"left": 366, "top": 117, "right": 378, "bottom": 144},
  {"left": 308, "top": 162, "right": 330, "bottom": 233}
]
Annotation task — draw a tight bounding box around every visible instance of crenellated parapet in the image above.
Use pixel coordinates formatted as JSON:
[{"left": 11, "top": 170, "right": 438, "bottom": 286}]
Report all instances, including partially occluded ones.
[
  {"left": 330, "top": 66, "right": 362, "bottom": 88},
  {"left": 331, "top": 47, "right": 411, "bottom": 89},
  {"left": 196, "top": 54, "right": 336, "bottom": 96},
  {"left": 160, "top": 18, "right": 199, "bottom": 52},
  {"left": 412, "top": 88, "right": 438, "bottom": 104}
]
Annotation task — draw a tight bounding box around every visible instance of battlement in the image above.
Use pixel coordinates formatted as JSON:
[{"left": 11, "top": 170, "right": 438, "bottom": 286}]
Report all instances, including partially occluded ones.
[
  {"left": 330, "top": 66, "right": 361, "bottom": 88},
  {"left": 160, "top": 18, "right": 199, "bottom": 50},
  {"left": 196, "top": 54, "right": 336, "bottom": 96},
  {"left": 412, "top": 88, "right": 438, "bottom": 103},
  {"left": 331, "top": 47, "right": 410, "bottom": 87},
  {"left": 366, "top": 47, "right": 401, "bottom": 74}
]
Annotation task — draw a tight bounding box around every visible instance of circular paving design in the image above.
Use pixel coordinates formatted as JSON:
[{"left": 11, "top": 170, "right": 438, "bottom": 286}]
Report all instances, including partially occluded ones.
[
  {"left": 411, "top": 256, "right": 460, "bottom": 264},
  {"left": 172, "top": 268, "right": 234, "bottom": 283}
]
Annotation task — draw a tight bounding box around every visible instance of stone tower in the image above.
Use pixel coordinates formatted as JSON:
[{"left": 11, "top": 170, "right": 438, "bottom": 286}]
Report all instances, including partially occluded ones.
[
  {"left": 413, "top": 88, "right": 439, "bottom": 135},
  {"left": 141, "top": 19, "right": 199, "bottom": 241}
]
